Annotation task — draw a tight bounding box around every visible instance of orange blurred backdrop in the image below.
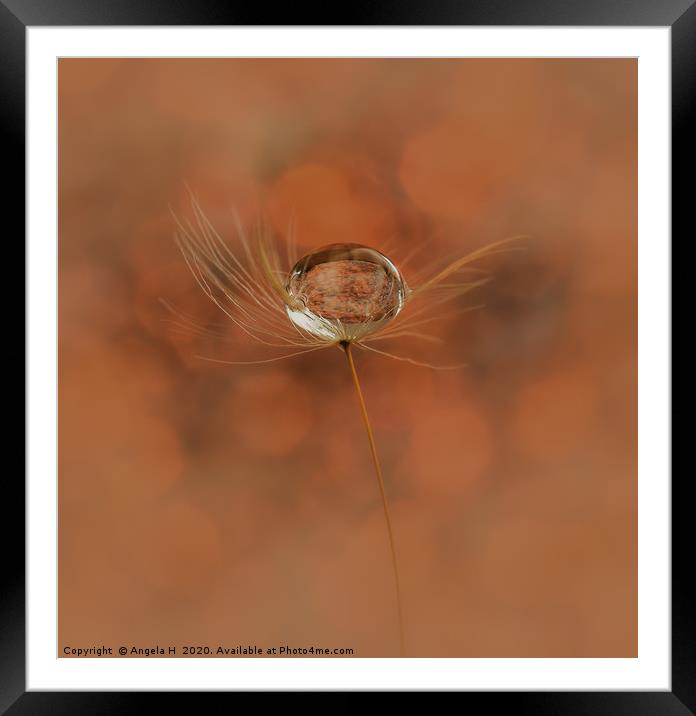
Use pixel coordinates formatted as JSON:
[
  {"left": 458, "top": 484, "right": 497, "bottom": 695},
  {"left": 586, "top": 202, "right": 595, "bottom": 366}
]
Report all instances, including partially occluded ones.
[{"left": 58, "top": 58, "right": 637, "bottom": 657}]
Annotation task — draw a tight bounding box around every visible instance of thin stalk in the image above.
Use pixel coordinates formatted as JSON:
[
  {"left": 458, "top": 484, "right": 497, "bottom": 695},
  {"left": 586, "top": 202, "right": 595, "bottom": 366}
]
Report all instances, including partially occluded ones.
[{"left": 341, "top": 341, "right": 406, "bottom": 657}]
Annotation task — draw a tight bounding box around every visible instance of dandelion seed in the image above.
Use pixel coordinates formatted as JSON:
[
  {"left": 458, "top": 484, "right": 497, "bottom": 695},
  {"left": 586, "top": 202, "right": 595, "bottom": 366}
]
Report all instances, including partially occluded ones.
[{"left": 167, "top": 192, "right": 522, "bottom": 656}]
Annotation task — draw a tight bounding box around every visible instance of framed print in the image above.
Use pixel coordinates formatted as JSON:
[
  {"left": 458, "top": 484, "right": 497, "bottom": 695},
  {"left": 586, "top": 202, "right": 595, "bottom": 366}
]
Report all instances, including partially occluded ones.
[{"left": 8, "top": 1, "right": 684, "bottom": 710}]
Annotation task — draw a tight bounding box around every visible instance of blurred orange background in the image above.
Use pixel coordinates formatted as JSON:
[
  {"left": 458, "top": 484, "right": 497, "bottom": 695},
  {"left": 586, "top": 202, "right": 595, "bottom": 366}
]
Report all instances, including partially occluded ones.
[{"left": 58, "top": 58, "right": 636, "bottom": 657}]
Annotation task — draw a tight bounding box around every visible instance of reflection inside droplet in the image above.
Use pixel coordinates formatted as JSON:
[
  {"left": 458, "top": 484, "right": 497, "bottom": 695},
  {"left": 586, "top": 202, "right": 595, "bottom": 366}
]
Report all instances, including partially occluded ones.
[{"left": 285, "top": 243, "right": 407, "bottom": 341}]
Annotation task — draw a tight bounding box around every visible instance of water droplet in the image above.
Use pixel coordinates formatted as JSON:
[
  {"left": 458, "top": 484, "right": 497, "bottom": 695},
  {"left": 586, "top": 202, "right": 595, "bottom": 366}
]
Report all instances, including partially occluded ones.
[{"left": 285, "top": 243, "right": 407, "bottom": 341}]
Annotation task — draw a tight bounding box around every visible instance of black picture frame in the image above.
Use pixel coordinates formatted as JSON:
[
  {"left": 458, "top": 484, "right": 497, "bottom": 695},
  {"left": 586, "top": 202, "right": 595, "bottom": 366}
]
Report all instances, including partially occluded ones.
[{"left": 7, "top": 1, "right": 683, "bottom": 711}]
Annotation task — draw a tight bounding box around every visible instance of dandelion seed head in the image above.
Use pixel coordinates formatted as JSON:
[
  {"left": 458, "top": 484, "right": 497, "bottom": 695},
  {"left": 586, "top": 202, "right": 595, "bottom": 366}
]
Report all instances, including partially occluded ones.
[
  {"left": 284, "top": 243, "right": 408, "bottom": 342},
  {"left": 167, "top": 192, "right": 523, "bottom": 367}
]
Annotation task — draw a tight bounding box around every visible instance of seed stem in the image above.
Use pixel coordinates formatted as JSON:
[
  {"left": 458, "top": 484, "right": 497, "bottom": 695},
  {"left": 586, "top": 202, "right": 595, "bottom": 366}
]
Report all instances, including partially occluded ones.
[{"left": 341, "top": 341, "right": 406, "bottom": 657}]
